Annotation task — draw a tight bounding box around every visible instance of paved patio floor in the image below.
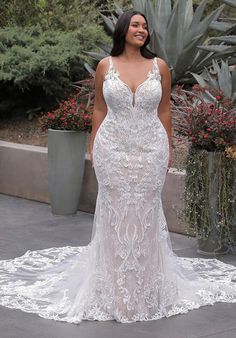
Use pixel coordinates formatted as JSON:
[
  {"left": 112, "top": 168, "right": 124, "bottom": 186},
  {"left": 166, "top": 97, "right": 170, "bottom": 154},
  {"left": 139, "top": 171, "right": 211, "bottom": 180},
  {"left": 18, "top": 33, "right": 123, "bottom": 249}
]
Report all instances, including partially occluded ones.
[{"left": 0, "top": 193, "right": 236, "bottom": 338}]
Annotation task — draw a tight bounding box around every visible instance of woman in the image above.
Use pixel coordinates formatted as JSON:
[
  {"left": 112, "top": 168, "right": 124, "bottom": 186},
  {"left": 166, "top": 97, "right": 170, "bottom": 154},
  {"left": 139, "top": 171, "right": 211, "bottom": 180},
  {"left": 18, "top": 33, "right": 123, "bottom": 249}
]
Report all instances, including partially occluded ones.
[
  {"left": 90, "top": 10, "right": 172, "bottom": 168},
  {"left": 0, "top": 10, "right": 236, "bottom": 325}
]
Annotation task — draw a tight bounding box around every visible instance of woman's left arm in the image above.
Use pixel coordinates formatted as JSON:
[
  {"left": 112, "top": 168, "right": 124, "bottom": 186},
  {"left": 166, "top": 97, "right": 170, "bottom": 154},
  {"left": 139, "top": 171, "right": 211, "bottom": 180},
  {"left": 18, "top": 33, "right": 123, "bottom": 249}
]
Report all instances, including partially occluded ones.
[{"left": 157, "top": 58, "right": 173, "bottom": 168}]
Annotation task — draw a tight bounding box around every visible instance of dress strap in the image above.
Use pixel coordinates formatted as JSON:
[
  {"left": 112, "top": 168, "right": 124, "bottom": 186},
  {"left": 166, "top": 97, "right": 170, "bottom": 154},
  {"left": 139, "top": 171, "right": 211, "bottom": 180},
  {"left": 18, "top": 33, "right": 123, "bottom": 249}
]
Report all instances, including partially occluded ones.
[
  {"left": 153, "top": 57, "right": 159, "bottom": 73},
  {"left": 104, "top": 56, "right": 115, "bottom": 80},
  {"left": 109, "top": 56, "right": 117, "bottom": 72},
  {"left": 109, "top": 56, "right": 118, "bottom": 74},
  {"left": 153, "top": 57, "right": 162, "bottom": 80},
  {"left": 109, "top": 55, "right": 113, "bottom": 67}
]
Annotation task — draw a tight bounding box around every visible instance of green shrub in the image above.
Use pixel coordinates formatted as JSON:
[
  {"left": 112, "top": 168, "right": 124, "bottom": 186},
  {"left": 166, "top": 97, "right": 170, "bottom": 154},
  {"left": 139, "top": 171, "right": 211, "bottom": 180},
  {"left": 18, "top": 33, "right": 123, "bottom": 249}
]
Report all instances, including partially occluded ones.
[
  {"left": 0, "top": 0, "right": 100, "bottom": 29},
  {"left": 0, "top": 0, "right": 132, "bottom": 29},
  {"left": 0, "top": 25, "right": 110, "bottom": 117}
]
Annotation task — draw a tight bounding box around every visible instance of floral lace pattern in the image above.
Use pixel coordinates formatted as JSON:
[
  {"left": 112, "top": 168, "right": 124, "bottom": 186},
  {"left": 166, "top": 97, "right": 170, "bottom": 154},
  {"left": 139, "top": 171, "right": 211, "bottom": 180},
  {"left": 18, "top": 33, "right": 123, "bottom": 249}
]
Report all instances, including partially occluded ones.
[{"left": 0, "top": 56, "right": 236, "bottom": 324}]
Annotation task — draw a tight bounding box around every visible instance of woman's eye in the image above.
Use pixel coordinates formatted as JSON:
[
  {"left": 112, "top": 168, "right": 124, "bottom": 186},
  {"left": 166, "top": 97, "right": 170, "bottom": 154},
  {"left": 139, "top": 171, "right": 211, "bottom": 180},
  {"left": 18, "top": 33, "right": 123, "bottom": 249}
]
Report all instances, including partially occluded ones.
[{"left": 130, "top": 23, "right": 147, "bottom": 30}]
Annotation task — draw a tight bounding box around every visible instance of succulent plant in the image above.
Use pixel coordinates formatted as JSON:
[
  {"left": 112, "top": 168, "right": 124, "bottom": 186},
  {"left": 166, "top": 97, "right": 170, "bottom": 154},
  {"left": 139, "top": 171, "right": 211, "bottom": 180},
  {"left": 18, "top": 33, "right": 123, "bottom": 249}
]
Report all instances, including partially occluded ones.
[
  {"left": 220, "top": 0, "right": 236, "bottom": 8},
  {"left": 86, "top": 0, "right": 236, "bottom": 85},
  {"left": 209, "top": 0, "right": 236, "bottom": 32},
  {"left": 191, "top": 59, "right": 236, "bottom": 104}
]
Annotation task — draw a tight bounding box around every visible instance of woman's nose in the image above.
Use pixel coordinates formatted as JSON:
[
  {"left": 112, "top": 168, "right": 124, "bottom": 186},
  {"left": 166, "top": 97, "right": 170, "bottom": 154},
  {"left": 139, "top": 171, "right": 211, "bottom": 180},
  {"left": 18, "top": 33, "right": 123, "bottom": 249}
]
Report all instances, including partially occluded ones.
[
  {"left": 137, "top": 27, "right": 145, "bottom": 33},
  {"left": 139, "top": 25, "right": 147, "bottom": 31}
]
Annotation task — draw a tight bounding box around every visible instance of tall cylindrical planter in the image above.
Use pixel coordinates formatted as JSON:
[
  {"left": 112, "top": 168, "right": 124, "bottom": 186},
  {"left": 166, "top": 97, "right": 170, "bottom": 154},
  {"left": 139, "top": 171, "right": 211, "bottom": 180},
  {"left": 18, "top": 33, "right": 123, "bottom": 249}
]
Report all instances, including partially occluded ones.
[
  {"left": 197, "top": 152, "right": 228, "bottom": 255},
  {"left": 48, "top": 129, "right": 87, "bottom": 215},
  {"left": 185, "top": 149, "right": 235, "bottom": 255}
]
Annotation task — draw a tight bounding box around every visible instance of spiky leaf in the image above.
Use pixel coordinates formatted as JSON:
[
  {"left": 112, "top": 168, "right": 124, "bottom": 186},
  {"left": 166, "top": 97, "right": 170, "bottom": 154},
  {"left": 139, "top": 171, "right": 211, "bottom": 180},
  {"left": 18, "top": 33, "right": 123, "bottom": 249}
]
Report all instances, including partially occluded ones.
[
  {"left": 210, "top": 21, "right": 236, "bottom": 32},
  {"left": 219, "top": 0, "right": 236, "bottom": 8},
  {"left": 213, "top": 36, "right": 236, "bottom": 44},
  {"left": 154, "top": 0, "right": 171, "bottom": 39},
  {"left": 192, "top": 60, "right": 236, "bottom": 103},
  {"left": 197, "top": 45, "right": 236, "bottom": 53}
]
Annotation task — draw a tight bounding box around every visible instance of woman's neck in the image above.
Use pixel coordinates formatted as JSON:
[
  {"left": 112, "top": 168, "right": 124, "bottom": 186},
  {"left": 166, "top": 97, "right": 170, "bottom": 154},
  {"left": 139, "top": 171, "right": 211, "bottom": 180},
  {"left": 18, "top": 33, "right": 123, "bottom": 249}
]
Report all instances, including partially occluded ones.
[{"left": 120, "top": 44, "right": 143, "bottom": 62}]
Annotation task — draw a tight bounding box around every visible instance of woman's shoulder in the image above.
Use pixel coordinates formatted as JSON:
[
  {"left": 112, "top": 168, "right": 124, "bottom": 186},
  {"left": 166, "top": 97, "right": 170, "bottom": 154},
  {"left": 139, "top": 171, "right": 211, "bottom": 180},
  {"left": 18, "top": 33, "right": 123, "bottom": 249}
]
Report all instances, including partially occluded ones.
[
  {"left": 156, "top": 57, "right": 170, "bottom": 76},
  {"left": 97, "top": 56, "right": 110, "bottom": 69},
  {"left": 156, "top": 57, "right": 168, "bottom": 68},
  {"left": 96, "top": 56, "right": 110, "bottom": 78}
]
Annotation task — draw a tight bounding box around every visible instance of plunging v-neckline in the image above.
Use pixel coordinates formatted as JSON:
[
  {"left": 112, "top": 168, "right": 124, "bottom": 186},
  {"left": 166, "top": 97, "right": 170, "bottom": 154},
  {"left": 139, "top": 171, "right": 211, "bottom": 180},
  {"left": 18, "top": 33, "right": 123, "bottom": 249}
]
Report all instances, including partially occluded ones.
[{"left": 110, "top": 57, "right": 156, "bottom": 97}]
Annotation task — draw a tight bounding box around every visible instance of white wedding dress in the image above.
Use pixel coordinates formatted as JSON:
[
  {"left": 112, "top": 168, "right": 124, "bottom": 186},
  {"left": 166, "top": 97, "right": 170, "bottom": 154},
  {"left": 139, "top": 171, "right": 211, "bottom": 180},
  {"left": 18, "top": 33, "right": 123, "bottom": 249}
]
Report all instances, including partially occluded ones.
[{"left": 0, "top": 56, "right": 236, "bottom": 324}]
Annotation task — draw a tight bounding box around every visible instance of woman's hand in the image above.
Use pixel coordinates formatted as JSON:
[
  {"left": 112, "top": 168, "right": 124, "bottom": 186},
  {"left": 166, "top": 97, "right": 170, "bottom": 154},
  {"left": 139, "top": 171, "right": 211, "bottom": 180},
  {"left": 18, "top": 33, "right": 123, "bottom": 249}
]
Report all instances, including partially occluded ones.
[
  {"left": 89, "top": 140, "right": 94, "bottom": 168},
  {"left": 167, "top": 158, "right": 172, "bottom": 172},
  {"left": 168, "top": 146, "right": 173, "bottom": 169},
  {"left": 166, "top": 146, "right": 173, "bottom": 174}
]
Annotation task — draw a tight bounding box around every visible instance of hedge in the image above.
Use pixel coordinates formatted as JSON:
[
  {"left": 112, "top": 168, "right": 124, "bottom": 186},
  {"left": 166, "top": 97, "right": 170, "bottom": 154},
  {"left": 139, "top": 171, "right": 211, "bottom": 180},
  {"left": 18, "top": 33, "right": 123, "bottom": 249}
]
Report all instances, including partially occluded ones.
[{"left": 0, "top": 25, "right": 110, "bottom": 116}]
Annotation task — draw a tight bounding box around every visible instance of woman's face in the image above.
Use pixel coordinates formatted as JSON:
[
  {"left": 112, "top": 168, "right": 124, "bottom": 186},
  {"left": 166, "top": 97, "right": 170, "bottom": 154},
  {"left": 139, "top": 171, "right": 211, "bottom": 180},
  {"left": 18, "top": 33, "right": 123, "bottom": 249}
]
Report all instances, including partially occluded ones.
[{"left": 125, "top": 14, "right": 148, "bottom": 48}]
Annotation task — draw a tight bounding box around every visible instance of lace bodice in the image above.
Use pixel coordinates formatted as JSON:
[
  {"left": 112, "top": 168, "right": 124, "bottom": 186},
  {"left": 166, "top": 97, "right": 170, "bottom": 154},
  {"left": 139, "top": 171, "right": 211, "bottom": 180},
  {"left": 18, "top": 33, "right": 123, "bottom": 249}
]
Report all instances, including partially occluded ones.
[
  {"left": 103, "top": 56, "right": 162, "bottom": 113},
  {"left": 93, "top": 56, "right": 169, "bottom": 172}
]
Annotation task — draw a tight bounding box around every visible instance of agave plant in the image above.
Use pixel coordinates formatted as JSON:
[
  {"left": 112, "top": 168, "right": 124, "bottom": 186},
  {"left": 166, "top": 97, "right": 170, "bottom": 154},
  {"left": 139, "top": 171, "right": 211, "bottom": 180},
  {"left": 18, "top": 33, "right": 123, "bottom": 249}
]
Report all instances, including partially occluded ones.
[
  {"left": 86, "top": 0, "right": 236, "bottom": 85},
  {"left": 191, "top": 59, "right": 236, "bottom": 104},
  {"left": 209, "top": 0, "right": 236, "bottom": 33},
  {"left": 220, "top": 0, "right": 236, "bottom": 8}
]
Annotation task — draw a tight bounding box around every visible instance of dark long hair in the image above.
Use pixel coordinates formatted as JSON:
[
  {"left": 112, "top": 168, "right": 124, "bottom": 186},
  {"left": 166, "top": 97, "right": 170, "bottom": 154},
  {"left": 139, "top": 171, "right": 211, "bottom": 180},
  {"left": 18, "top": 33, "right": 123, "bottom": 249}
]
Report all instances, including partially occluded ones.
[{"left": 110, "top": 10, "right": 156, "bottom": 59}]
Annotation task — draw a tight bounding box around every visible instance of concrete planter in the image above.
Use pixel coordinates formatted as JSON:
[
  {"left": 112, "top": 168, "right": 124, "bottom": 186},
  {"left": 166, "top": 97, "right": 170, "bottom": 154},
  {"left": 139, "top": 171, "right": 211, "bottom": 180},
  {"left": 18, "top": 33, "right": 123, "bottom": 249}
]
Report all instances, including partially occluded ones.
[
  {"left": 185, "top": 149, "right": 236, "bottom": 255},
  {"left": 196, "top": 152, "right": 234, "bottom": 255},
  {"left": 48, "top": 129, "right": 87, "bottom": 215}
]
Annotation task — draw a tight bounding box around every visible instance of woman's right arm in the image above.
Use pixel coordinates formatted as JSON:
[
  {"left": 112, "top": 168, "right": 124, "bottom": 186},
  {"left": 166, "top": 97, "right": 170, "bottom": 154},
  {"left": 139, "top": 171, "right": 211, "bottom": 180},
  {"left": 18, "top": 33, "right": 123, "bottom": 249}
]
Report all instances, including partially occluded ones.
[{"left": 89, "top": 58, "right": 108, "bottom": 165}]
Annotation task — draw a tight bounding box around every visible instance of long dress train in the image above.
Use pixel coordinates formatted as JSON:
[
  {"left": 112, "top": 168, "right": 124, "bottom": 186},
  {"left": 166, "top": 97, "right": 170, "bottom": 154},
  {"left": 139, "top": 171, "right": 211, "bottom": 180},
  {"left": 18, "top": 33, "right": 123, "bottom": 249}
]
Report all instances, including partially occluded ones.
[{"left": 0, "top": 56, "right": 236, "bottom": 324}]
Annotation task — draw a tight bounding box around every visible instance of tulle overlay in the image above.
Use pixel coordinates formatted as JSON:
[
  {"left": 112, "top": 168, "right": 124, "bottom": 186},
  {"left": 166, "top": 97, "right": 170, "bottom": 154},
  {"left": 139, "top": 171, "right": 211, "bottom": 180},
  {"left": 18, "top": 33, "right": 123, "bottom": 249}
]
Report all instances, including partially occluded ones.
[{"left": 0, "top": 57, "right": 236, "bottom": 324}]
